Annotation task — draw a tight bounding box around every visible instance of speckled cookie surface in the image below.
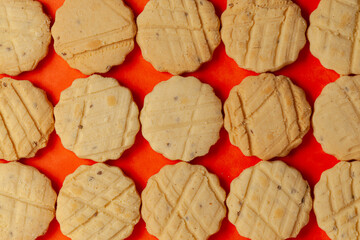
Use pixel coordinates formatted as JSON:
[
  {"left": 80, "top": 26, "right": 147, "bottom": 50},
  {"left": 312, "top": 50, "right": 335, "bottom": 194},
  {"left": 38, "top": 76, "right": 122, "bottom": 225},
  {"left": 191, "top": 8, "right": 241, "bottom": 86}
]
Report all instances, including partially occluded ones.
[
  {"left": 221, "top": 0, "right": 307, "bottom": 73},
  {"left": 313, "top": 75, "right": 360, "bottom": 161},
  {"left": 314, "top": 161, "right": 360, "bottom": 240},
  {"left": 51, "top": 0, "right": 136, "bottom": 75},
  {"left": 54, "top": 75, "right": 140, "bottom": 162},
  {"left": 0, "top": 162, "right": 57, "bottom": 240},
  {"left": 0, "top": 77, "right": 54, "bottom": 161},
  {"left": 308, "top": 0, "right": 360, "bottom": 75},
  {"left": 224, "top": 73, "right": 311, "bottom": 160},
  {"left": 140, "top": 76, "right": 223, "bottom": 162},
  {"left": 136, "top": 0, "right": 220, "bottom": 75},
  {"left": 56, "top": 163, "right": 141, "bottom": 240},
  {"left": 227, "top": 160, "right": 312, "bottom": 240},
  {"left": 0, "top": 0, "right": 51, "bottom": 76},
  {"left": 141, "top": 162, "right": 226, "bottom": 240}
]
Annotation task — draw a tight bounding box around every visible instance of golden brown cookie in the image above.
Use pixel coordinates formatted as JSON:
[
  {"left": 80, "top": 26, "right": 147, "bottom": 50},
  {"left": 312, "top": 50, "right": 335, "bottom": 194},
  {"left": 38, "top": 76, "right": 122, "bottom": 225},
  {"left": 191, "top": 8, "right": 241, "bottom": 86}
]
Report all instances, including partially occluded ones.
[
  {"left": 0, "top": 162, "right": 57, "bottom": 240},
  {"left": 314, "top": 161, "right": 360, "bottom": 240},
  {"left": 227, "top": 160, "right": 312, "bottom": 240},
  {"left": 221, "top": 0, "right": 307, "bottom": 73},
  {"left": 140, "top": 76, "right": 223, "bottom": 162},
  {"left": 308, "top": 0, "right": 360, "bottom": 75},
  {"left": 51, "top": 0, "right": 136, "bottom": 75},
  {"left": 0, "top": 77, "right": 54, "bottom": 161},
  {"left": 313, "top": 75, "right": 360, "bottom": 161},
  {"left": 224, "top": 73, "right": 311, "bottom": 160},
  {"left": 56, "top": 163, "right": 140, "bottom": 240},
  {"left": 54, "top": 75, "right": 140, "bottom": 162},
  {"left": 136, "top": 0, "right": 221, "bottom": 75},
  {"left": 0, "top": 0, "right": 51, "bottom": 76},
  {"left": 141, "top": 162, "right": 226, "bottom": 240}
]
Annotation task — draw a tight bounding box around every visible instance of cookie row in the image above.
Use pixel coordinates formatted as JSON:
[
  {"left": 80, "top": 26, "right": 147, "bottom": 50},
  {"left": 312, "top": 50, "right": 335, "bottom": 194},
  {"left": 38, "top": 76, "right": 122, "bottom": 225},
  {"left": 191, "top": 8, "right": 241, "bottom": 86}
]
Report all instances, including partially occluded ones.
[
  {"left": 3, "top": 158, "right": 352, "bottom": 240},
  {"left": 1, "top": 73, "right": 359, "bottom": 163},
  {"left": 1, "top": 0, "right": 355, "bottom": 76}
]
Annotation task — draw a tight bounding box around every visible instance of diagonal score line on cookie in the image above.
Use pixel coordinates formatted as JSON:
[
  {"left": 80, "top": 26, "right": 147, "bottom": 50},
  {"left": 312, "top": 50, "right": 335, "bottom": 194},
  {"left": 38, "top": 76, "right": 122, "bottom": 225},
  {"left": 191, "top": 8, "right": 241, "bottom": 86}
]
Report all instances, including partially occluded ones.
[
  {"left": 158, "top": 172, "right": 209, "bottom": 238},
  {"left": 290, "top": 184, "right": 310, "bottom": 236},
  {"left": 256, "top": 167, "right": 302, "bottom": 207},
  {"left": 0, "top": 190, "right": 54, "bottom": 212},
  {"left": 180, "top": 84, "right": 203, "bottom": 160},
  {"left": 0, "top": 108, "right": 17, "bottom": 159},
  {"left": 59, "top": 86, "right": 119, "bottom": 103},
  {"left": 1, "top": 2, "right": 20, "bottom": 71},
  {"left": 335, "top": 82, "right": 360, "bottom": 123},
  {"left": 103, "top": 0, "right": 130, "bottom": 25},
  {"left": 236, "top": 91, "right": 253, "bottom": 155},
  {"left": 56, "top": 27, "right": 132, "bottom": 53},
  {"left": 10, "top": 83, "right": 44, "bottom": 139}
]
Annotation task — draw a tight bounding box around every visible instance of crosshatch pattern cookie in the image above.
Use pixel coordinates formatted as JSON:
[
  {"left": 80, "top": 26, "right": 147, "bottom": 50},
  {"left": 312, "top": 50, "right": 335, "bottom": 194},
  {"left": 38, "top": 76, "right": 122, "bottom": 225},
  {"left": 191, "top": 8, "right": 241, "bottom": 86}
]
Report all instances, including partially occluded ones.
[
  {"left": 51, "top": 0, "right": 136, "bottom": 75},
  {"left": 314, "top": 161, "right": 360, "bottom": 240},
  {"left": 308, "top": 0, "right": 360, "bottom": 75},
  {"left": 141, "top": 162, "right": 226, "bottom": 240},
  {"left": 221, "top": 0, "right": 307, "bottom": 73},
  {"left": 140, "top": 76, "right": 223, "bottom": 162},
  {"left": 0, "top": 77, "right": 54, "bottom": 161},
  {"left": 56, "top": 163, "right": 141, "bottom": 240},
  {"left": 313, "top": 75, "right": 360, "bottom": 161},
  {"left": 0, "top": 162, "right": 57, "bottom": 240},
  {"left": 227, "top": 161, "right": 312, "bottom": 240},
  {"left": 136, "top": 0, "right": 221, "bottom": 75},
  {"left": 0, "top": 0, "right": 51, "bottom": 76},
  {"left": 224, "top": 73, "right": 311, "bottom": 160},
  {"left": 54, "top": 75, "right": 140, "bottom": 162}
]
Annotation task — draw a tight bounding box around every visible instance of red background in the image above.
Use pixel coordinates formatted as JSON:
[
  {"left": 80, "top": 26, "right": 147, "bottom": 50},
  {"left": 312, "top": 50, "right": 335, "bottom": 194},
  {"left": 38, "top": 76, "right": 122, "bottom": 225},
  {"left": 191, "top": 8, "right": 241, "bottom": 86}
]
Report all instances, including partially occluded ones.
[{"left": 0, "top": 0, "right": 340, "bottom": 239}]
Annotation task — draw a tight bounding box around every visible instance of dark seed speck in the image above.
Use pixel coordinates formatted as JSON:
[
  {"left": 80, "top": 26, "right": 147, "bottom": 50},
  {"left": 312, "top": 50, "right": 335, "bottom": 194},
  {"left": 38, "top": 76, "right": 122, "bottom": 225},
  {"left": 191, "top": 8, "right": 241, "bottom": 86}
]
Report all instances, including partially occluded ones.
[
  {"left": 97, "top": 171, "right": 103, "bottom": 175},
  {"left": 301, "top": 197, "right": 305, "bottom": 204},
  {"left": 89, "top": 176, "right": 94, "bottom": 181},
  {"left": 166, "top": 143, "right": 171, "bottom": 147},
  {"left": 78, "top": 125, "right": 83, "bottom": 129},
  {"left": 2, "top": 82, "right": 7, "bottom": 87},
  {"left": 228, "top": 3, "right": 234, "bottom": 7},
  {"left": 6, "top": 47, "right": 11, "bottom": 51},
  {"left": 277, "top": 185, "right": 281, "bottom": 190}
]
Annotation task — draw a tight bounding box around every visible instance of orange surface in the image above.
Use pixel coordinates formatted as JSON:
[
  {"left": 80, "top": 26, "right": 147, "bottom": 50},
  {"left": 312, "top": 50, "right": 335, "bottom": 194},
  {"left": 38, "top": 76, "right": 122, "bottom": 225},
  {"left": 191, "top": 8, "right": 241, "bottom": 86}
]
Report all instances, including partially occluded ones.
[{"left": 0, "top": 0, "right": 341, "bottom": 239}]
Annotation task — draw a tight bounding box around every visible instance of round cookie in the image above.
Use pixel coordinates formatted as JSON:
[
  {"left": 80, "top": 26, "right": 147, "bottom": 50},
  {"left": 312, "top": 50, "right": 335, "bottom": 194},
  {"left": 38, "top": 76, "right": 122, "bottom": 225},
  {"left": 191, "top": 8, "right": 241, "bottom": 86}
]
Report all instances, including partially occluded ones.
[
  {"left": 224, "top": 73, "right": 311, "bottom": 161},
  {"left": 314, "top": 161, "right": 360, "bottom": 240},
  {"left": 221, "top": 0, "right": 307, "bottom": 73},
  {"left": 308, "top": 0, "right": 360, "bottom": 75},
  {"left": 142, "top": 162, "right": 226, "bottom": 240},
  {"left": 140, "top": 76, "right": 223, "bottom": 162},
  {"left": 136, "top": 0, "right": 220, "bottom": 75},
  {"left": 313, "top": 76, "right": 360, "bottom": 161},
  {"left": 0, "top": 0, "right": 51, "bottom": 76},
  {"left": 51, "top": 0, "right": 136, "bottom": 75},
  {"left": 227, "top": 160, "right": 312, "bottom": 240},
  {"left": 54, "top": 75, "right": 140, "bottom": 162},
  {"left": 0, "top": 77, "right": 54, "bottom": 161},
  {"left": 56, "top": 163, "right": 140, "bottom": 240},
  {"left": 0, "top": 162, "right": 57, "bottom": 240}
]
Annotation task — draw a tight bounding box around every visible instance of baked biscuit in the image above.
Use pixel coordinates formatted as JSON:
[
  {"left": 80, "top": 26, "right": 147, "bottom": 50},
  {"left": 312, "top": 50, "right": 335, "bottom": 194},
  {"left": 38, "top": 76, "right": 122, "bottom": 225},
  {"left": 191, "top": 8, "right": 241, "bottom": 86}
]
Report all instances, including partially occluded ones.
[
  {"left": 313, "top": 75, "right": 360, "bottom": 161},
  {"left": 0, "top": 77, "right": 54, "bottom": 161},
  {"left": 140, "top": 76, "right": 223, "bottom": 162},
  {"left": 142, "top": 162, "right": 226, "bottom": 240},
  {"left": 54, "top": 75, "right": 140, "bottom": 162},
  {"left": 0, "top": 162, "right": 57, "bottom": 240},
  {"left": 308, "top": 0, "right": 360, "bottom": 75},
  {"left": 0, "top": 0, "right": 51, "bottom": 76},
  {"left": 314, "top": 161, "right": 360, "bottom": 240},
  {"left": 52, "top": 0, "right": 136, "bottom": 75},
  {"left": 221, "top": 0, "right": 307, "bottom": 73},
  {"left": 136, "top": 0, "right": 220, "bottom": 75},
  {"left": 56, "top": 163, "right": 140, "bottom": 240},
  {"left": 227, "top": 160, "right": 312, "bottom": 240},
  {"left": 224, "top": 73, "right": 311, "bottom": 160}
]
